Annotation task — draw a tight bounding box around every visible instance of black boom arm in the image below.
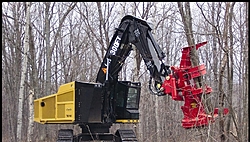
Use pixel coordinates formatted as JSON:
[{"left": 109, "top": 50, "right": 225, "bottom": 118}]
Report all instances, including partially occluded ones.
[{"left": 96, "top": 15, "right": 170, "bottom": 94}]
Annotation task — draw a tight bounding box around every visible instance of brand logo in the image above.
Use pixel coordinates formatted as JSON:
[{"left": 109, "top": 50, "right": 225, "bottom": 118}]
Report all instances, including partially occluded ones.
[{"left": 109, "top": 36, "right": 121, "bottom": 55}]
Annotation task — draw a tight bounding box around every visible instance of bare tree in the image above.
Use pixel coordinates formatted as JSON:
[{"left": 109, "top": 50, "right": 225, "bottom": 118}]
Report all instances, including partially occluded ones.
[
  {"left": 177, "top": 2, "right": 213, "bottom": 116},
  {"left": 225, "top": 2, "right": 236, "bottom": 142},
  {"left": 35, "top": 2, "right": 77, "bottom": 140},
  {"left": 243, "top": 3, "right": 249, "bottom": 141},
  {"left": 16, "top": 2, "right": 31, "bottom": 141},
  {"left": 177, "top": 2, "right": 220, "bottom": 142},
  {"left": 2, "top": 2, "right": 25, "bottom": 141},
  {"left": 27, "top": 90, "right": 34, "bottom": 142},
  {"left": 215, "top": 3, "right": 238, "bottom": 142},
  {"left": 177, "top": 2, "right": 198, "bottom": 65},
  {"left": 197, "top": 2, "right": 248, "bottom": 142}
]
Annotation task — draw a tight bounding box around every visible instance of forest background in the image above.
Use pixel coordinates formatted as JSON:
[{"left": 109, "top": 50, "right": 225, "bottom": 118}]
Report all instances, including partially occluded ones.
[{"left": 2, "top": 2, "right": 248, "bottom": 142}]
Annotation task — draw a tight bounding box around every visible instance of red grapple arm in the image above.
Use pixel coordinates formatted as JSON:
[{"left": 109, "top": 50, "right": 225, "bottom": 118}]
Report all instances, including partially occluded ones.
[{"left": 161, "top": 41, "right": 229, "bottom": 129}]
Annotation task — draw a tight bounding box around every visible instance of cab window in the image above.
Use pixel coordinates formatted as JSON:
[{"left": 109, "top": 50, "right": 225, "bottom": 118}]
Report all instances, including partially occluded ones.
[{"left": 126, "top": 88, "right": 138, "bottom": 109}]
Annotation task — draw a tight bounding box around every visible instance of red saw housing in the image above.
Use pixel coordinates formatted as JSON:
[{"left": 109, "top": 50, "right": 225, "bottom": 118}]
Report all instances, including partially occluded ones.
[{"left": 161, "top": 41, "right": 229, "bottom": 129}]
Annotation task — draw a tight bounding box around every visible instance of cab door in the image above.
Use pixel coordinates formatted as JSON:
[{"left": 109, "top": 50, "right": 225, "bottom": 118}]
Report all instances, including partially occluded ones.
[{"left": 114, "top": 81, "right": 141, "bottom": 120}]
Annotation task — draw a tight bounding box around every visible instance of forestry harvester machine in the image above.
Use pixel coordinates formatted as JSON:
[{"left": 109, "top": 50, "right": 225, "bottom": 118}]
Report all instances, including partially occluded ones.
[{"left": 34, "top": 15, "right": 229, "bottom": 141}]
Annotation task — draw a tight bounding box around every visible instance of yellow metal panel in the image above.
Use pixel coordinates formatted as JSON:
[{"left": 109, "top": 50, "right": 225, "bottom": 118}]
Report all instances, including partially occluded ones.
[
  {"left": 57, "top": 82, "right": 75, "bottom": 98},
  {"left": 57, "top": 91, "right": 73, "bottom": 102},
  {"left": 57, "top": 104, "right": 65, "bottom": 118},
  {"left": 33, "top": 81, "right": 76, "bottom": 124},
  {"left": 34, "top": 100, "right": 39, "bottom": 122},
  {"left": 41, "top": 94, "right": 55, "bottom": 119},
  {"left": 56, "top": 102, "right": 74, "bottom": 119},
  {"left": 64, "top": 103, "right": 74, "bottom": 118}
]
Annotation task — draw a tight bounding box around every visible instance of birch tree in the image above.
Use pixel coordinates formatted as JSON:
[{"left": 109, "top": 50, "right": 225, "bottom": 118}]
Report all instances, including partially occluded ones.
[
  {"left": 27, "top": 6, "right": 37, "bottom": 141},
  {"left": 27, "top": 90, "right": 34, "bottom": 142},
  {"left": 16, "top": 2, "right": 31, "bottom": 141}
]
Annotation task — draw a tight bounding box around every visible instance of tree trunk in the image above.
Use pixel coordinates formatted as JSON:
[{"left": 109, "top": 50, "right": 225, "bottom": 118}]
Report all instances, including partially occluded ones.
[
  {"left": 218, "top": 53, "right": 228, "bottom": 142},
  {"left": 177, "top": 2, "right": 213, "bottom": 114},
  {"left": 43, "top": 3, "right": 51, "bottom": 140},
  {"left": 242, "top": 2, "right": 249, "bottom": 141},
  {"left": 27, "top": 90, "right": 34, "bottom": 142},
  {"left": 225, "top": 2, "right": 235, "bottom": 142},
  {"left": 218, "top": 3, "right": 230, "bottom": 142},
  {"left": 211, "top": 3, "right": 220, "bottom": 122},
  {"left": 16, "top": 2, "right": 30, "bottom": 141}
]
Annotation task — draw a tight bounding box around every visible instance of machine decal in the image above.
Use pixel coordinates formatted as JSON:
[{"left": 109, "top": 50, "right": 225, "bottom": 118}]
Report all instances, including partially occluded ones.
[{"left": 109, "top": 36, "right": 121, "bottom": 56}]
